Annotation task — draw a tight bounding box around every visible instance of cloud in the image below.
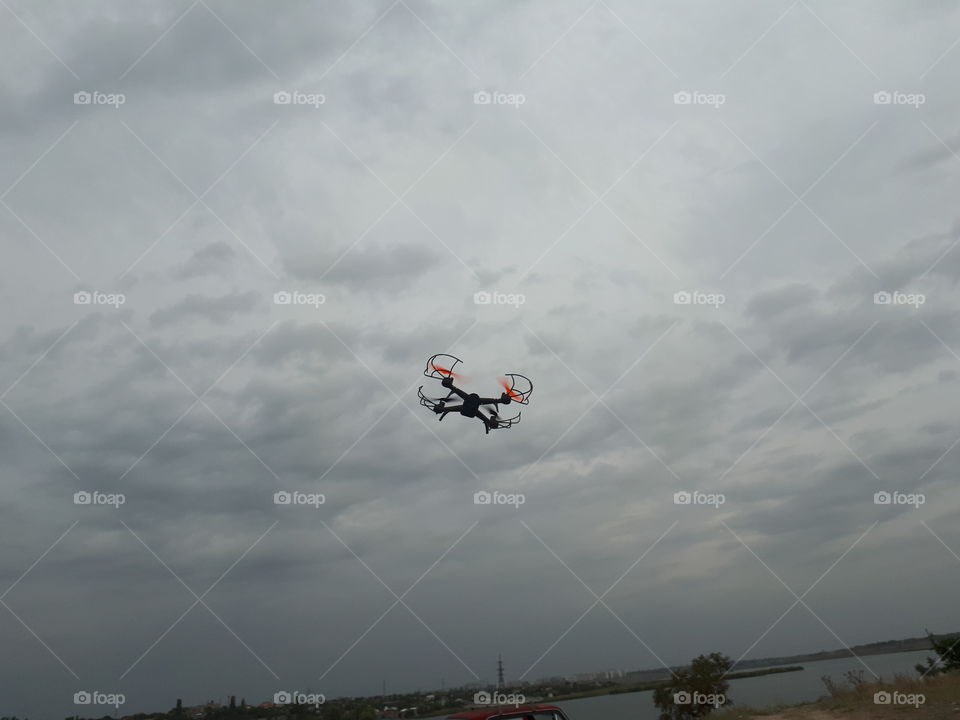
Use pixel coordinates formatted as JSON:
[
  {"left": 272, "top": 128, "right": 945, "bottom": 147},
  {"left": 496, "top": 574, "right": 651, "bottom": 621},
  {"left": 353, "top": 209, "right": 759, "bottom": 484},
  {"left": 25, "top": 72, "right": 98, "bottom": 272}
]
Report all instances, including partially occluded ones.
[
  {"left": 3, "top": 2, "right": 960, "bottom": 718},
  {"left": 148, "top": 290, "right": 263, "bottom": 327},
  {"left": 173, "top": 241, "right": 238, "bottom": 279}
]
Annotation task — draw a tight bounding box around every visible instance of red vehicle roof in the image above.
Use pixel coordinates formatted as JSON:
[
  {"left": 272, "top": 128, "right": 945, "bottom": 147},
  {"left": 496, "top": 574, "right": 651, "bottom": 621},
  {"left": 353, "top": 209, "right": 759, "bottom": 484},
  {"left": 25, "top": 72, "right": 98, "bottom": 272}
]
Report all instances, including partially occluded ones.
[{"left": 448, "top": 705, "right": 563, "bottom": 720}]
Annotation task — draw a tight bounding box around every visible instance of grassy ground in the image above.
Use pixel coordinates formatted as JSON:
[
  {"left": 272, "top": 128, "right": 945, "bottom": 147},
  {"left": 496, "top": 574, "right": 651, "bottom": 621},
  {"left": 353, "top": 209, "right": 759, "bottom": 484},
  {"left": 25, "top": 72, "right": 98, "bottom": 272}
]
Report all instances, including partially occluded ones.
[{"left": 710, "top": 671, "right": 960, "bottom": 719}]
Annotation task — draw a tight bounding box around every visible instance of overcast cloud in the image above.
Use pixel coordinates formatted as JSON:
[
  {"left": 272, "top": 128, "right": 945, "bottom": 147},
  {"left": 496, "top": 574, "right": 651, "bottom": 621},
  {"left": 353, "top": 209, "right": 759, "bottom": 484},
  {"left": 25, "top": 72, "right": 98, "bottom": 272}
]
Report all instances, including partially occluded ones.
[{"left": 2, "top": 1, "right": 960, "bottom": 717}]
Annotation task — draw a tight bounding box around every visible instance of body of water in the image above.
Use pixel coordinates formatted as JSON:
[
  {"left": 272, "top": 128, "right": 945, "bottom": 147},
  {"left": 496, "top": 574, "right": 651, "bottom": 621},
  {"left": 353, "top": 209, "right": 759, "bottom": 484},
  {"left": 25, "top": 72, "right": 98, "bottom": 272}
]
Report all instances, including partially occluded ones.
[
  {"left": 557, "top": 650, "right": 931, "bottom": 720},
  {"left": 427, "top": 650, "right": 933, "bottom": 720}
]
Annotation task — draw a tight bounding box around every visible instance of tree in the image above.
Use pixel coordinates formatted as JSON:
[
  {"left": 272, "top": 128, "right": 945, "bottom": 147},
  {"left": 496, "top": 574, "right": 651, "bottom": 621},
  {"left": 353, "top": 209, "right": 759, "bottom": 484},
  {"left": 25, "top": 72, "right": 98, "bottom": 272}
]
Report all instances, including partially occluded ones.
[
  {"left": 653, "top": 653, "right": 732, "bottom": 720},
  {"left": 229, "top": 697, "right": 236, "bottom": 710},
  {"left": 915, "top": 630, "right": 960, "bottom": 676},
  {"left": 175, "top": 699, "right": 183, "bottom": 716}
]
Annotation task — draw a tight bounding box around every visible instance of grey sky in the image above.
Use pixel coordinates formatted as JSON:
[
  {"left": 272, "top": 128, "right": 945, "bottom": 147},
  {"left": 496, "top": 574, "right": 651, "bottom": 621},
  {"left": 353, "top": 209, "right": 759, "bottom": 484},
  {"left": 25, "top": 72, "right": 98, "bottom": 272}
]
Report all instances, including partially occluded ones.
[{"left": 2, "top": 1, "right": 960, "bottom": 718}]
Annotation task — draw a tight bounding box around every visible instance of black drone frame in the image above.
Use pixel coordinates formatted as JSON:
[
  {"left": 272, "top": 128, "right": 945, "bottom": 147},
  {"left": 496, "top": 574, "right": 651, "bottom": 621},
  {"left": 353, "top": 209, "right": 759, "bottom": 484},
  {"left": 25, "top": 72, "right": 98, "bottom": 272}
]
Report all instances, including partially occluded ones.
[{"left": 417, "top": 354, "right": 533, "bottom": 434}]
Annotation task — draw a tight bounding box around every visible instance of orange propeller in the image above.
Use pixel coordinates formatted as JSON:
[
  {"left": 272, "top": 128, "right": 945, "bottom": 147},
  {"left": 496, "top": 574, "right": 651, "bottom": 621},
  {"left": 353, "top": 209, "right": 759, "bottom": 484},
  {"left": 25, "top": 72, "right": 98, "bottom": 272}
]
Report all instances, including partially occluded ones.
[
  {"left": 432, "top": 364, "right": 467, "bottom": 380},
  {"left": 498, "top": 376, "right": 522, "bottom": 401}
]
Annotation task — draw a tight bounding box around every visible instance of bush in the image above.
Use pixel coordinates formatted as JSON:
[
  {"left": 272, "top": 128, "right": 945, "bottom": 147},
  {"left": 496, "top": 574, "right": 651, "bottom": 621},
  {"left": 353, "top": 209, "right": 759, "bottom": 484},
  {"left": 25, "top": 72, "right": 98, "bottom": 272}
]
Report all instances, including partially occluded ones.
[
  {"left": 652, "top": 652, "right": 732, "bottom": 720},
  {"left": 915, "top": 630, "right": 960, "bottom": 677}
]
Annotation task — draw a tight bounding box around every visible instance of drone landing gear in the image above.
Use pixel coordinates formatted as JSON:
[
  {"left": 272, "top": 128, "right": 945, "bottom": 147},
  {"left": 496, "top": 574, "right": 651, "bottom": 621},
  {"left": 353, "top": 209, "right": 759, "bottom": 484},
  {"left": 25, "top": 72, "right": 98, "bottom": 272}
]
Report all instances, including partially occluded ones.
[{"left": 435, "top": 403, "right": 464, "bottom": 422}]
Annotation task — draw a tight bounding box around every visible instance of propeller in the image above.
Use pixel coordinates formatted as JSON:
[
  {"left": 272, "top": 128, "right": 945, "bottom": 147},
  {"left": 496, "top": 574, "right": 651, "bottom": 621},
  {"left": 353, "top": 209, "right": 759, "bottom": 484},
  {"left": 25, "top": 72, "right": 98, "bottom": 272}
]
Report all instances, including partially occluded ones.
[
  {"left": 431, "top": 363, "right": 467, "bottom": 381},
  {"left": 498, "top": 376, "right": 523, "bottom": 401}
]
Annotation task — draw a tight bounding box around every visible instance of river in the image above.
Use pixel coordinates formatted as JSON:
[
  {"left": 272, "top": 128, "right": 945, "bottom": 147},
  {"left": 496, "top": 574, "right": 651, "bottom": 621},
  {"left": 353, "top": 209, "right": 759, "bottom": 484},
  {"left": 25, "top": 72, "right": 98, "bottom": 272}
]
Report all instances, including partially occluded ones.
[
  {"left": 428, "top": 650, "right": 933, "bottom": 720},
  {"left": 553, "top": 650, "right": 931, "bottom": 719}
]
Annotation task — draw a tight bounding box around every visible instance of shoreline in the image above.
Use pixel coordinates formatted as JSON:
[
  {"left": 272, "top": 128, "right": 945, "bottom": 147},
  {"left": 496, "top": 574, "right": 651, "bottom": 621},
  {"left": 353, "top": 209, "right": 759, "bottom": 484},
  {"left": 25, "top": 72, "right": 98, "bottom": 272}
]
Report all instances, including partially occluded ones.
[
  {"left": 430, "top": 666, "right": 805, "bottom": 716},
  {"left": 548, "top": 665, "right": 805, "bottom": 702}
]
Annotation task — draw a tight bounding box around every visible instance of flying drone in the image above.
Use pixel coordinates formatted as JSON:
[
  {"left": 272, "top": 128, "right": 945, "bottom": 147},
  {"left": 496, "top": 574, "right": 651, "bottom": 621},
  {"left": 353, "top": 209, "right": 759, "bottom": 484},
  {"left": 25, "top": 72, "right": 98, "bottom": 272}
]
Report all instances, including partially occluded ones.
[{"left": 418, "top": 354, "right": 533, "bottom": 434}]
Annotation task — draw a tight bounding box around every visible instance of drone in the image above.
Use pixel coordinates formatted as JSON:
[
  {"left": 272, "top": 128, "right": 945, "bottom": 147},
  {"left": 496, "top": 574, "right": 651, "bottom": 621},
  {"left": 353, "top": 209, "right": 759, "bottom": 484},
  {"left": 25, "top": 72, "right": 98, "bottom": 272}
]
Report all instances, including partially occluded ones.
[{"left": 418, "top": 354, "right": 533, "bottom": 434}]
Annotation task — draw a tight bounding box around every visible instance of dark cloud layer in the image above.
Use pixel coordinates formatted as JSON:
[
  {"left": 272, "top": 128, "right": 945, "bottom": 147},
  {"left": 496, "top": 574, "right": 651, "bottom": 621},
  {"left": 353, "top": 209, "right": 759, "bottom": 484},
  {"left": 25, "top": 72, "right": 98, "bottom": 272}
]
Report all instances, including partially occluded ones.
[{"left": 2, "top": 2, "right": 960, "bottom": 718}]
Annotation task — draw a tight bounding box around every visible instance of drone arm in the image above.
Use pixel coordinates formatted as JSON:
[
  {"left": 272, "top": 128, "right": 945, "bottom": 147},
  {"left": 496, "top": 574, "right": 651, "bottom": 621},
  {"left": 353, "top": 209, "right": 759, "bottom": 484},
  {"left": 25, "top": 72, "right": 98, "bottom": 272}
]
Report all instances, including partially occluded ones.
[{"left": 446, "top": 385, "right": 469, "bottom": 400}]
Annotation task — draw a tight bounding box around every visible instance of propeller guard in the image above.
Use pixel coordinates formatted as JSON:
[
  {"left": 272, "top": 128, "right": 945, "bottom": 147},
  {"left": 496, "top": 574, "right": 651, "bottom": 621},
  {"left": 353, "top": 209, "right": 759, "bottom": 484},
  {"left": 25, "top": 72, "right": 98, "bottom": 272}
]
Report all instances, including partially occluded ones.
[
  {"left": 501, "top": 373, "right": 533, "bottom": 405},
  {"left": 417, "top": 385, "right": 446, "bottom": 411},
  {"left": 489, "top": 410, "right": 522, "bottom": 430},
  {"left": 424, "top": 353, "right": 464, "bottom": 380}
]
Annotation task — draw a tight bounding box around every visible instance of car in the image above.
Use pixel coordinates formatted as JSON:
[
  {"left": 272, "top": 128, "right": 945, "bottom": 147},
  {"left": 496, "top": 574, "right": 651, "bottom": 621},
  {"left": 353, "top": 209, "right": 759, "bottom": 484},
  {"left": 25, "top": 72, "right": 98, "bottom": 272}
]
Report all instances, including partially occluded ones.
[{"left": 448, "top": 704, "right": 569, "bottom": 720}]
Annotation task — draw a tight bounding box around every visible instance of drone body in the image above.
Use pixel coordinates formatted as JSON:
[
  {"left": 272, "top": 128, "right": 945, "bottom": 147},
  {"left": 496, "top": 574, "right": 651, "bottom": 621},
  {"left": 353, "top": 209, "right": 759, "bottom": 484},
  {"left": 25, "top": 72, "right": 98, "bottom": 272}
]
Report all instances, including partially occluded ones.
[{"left": 418, "top": 354, "right": 533, "bottom": 434}]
